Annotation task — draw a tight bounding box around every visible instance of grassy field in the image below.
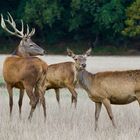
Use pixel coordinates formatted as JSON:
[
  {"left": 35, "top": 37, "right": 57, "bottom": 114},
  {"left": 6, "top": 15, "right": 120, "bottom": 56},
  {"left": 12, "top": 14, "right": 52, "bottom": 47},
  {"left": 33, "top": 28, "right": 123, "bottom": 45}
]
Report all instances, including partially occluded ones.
[{"left": 0, "top": 55, "right": 140, "bottom": 140}]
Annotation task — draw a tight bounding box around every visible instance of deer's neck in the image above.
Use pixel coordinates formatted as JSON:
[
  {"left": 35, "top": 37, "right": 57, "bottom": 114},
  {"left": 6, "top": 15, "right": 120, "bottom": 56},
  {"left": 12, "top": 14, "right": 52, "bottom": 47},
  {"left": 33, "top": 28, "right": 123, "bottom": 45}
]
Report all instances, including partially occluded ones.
[
  {"left": 77, "top": 70, "right": 94, "bottom": 92},
  {"left": 12, "top": 46, "right": 29, "bottom": 57}
]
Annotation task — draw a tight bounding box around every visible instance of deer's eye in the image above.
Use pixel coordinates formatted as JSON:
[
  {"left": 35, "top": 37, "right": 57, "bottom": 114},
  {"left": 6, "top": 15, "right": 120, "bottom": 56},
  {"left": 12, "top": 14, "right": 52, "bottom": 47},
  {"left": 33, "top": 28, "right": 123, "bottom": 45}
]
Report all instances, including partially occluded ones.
[{"left": 30, "top": 44, "right": 33, "bottom": 47}]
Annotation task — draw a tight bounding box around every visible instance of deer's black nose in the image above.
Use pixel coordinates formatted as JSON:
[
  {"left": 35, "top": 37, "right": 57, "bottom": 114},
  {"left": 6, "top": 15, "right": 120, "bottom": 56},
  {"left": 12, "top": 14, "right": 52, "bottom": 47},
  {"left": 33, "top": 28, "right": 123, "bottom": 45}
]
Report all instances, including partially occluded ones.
[{"left": 82, "top": 64, "right": 86, "bottom": 68}]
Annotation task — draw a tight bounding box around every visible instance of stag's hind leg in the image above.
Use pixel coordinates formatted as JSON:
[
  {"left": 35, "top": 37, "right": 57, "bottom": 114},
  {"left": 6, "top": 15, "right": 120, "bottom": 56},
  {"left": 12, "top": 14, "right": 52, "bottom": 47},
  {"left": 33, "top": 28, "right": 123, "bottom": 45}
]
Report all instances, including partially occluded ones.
[
  {"left": 24, "top": 83, "right": 37, "bottom": 120},
  {"left": 7, "top": 84, "right": 13, "bottom": 116},
  {"left": 103, "top": 98, "right": 116, "bottom": 128},
  {"left": 37, "top": 85, "right": 46, "bottom": 121},
  {"left": 39, "top": 93, "right": 46, "bottom": 120},
  {"left": 18, "top": 89, "right": 24, "bottom": 118},
  {"left": 34, "top": 86, "right": 40, "bottom": 105},
  {"left": 95, "top": 102, "right": 102, "bottom": 131}
]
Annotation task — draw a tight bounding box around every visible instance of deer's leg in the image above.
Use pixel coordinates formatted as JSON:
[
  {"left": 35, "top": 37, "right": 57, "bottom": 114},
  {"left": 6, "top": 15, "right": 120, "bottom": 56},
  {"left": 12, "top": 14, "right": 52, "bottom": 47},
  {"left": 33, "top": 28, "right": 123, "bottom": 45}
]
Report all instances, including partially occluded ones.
[
  {"left": 39, "top": 93, "right": 46, "bottom": 121},
  {"left": 71, "top": 95, "right": 75, "bottom": 105},
  {"left": 54, "top": 88, "right": 60, "bottom": 105},
  {"left": 67, "top": 86, "right": 77, "bottom": 108},
  {"left": 95, "top": 102, "right": 102, "bottom": 131},
  {"left": 102, "top": 98, "right": 116, "bottom": 128},
  {"left": 36, "top": 75, "right": 47, "bottom": 121},
  {"left": 136, "top": 93, "right": 140, "bottom": 130},
  {"left": 18, "top": 89, "right": 24, "bottom": 117},
  {"left": 138, "top": 98, "right": 140, "bottom": 130},
  {"left": 7, "top": 84, "right": 13, "bottom": 116},
  {"left": 34, "top": 86, "right": 40, "bottom": 105},
  {"left": 24, "top": 84, "right": 37, "bottom": 120},
  {"left": 37, "top": 84, "right": 46, "bottom": 121}
]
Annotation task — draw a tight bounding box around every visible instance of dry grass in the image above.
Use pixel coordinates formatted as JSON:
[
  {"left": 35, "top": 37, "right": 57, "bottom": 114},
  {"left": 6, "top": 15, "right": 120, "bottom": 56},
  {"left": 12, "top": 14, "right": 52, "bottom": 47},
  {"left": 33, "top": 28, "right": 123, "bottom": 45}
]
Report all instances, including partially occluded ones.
[{"left": 0, "top": 55, "right": 140, "bottom": 140}]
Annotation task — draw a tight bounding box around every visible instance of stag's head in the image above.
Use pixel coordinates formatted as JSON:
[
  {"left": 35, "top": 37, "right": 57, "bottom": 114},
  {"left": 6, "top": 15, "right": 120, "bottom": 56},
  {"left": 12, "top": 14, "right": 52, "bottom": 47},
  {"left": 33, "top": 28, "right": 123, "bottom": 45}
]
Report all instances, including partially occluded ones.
[
  {"left": 67, "top": 48, "right": 92, "bottom": 71},
  {"left": 1, "top": 13, "right": 45, "bottom": 56}
]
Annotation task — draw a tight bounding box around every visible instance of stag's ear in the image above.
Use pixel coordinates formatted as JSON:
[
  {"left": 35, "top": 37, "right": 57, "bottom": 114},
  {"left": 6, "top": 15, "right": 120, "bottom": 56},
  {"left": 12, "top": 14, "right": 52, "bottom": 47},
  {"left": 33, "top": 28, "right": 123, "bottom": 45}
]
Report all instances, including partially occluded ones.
[
  {"left": 85, "top": 48, "right": 92, "bottom": 57},
  {"left": 67, "top": 48, "right": 75, "bottom": 58}
]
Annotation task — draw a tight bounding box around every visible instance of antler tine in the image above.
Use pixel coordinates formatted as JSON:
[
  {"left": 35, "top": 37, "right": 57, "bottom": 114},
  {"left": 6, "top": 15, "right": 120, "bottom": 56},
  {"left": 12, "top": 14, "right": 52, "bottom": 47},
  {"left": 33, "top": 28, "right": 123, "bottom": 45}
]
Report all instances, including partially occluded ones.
[
  {"left": 7, "top": 12, "right": 24, "bottom": 37},
  {"left": 26, "top": 24, "right": 29, "bottom": 36},
  {"left": 1, "top": 13, "right": 24, "bottom": 38},
  {"left": 1, "top": 14, "right": 18, "bottom": 36},
  {"left": 20, "top": 20, "right": 24, "bottom": 35},
  {"left": 1, "top": 14, "right": 6, "bottom": 29},
  {"left": 7, "top": 12, "right": 16, "bottom": 28},
  {"left": 28, "top": 28, "right": 35, "bottom": 37}
]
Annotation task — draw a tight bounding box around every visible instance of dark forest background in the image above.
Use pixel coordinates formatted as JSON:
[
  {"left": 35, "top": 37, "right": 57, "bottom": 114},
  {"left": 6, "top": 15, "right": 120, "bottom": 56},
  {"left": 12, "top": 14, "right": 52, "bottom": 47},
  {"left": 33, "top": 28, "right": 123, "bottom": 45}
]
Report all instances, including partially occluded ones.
[{"left": 0, "top": 0, "right": 140, "bottom": 55}]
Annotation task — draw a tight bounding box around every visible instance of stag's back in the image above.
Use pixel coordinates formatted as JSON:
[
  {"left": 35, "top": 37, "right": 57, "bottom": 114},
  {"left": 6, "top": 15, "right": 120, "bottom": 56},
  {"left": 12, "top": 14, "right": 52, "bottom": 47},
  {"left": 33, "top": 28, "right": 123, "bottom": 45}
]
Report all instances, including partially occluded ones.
[{"left": 3, "top": 56, "right": 48, "bottom": 88}]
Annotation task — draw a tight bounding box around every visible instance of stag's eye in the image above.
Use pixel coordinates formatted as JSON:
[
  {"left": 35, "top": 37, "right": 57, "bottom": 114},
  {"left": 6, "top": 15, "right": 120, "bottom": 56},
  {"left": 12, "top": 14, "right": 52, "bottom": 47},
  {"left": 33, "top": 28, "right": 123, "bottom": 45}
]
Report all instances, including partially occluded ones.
[{"left": 30, "top": 44, "right": 34, "bottom": 47}]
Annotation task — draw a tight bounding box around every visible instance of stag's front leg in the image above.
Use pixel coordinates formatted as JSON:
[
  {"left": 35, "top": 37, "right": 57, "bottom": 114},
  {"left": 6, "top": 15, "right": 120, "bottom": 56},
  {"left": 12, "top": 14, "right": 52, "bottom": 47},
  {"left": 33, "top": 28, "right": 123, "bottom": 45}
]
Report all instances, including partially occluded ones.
[
  {"left": 18, "top": 89, "right": 24, "bottom": 118},
  {"left": 7, "top": 84, "right": 13, "bottom": 116},
  {"left": 103, "top": 98, "right": 116, "bottom": 128},
  {"left": 95, "top": 102, "right": 102, "bottom": 131}
]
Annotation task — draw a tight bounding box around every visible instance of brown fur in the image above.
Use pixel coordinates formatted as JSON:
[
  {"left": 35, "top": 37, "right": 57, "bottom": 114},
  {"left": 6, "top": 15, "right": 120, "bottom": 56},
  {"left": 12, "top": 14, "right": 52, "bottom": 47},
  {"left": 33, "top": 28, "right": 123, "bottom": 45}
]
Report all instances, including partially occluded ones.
[
  {"left": 1, "top": 13, "right": 47, "bottom": 119},
  {"left": 78, "top": 69, "right": 140, "bottom": 130},
  {"left": 44, "top": 62, "right": 78, "bottom": 106},
  {"left": 67, "top": 48, "right": 140, "bottom": 130},
  {"left": 3, "top": 55, "right": 48, "bottom": 119}
]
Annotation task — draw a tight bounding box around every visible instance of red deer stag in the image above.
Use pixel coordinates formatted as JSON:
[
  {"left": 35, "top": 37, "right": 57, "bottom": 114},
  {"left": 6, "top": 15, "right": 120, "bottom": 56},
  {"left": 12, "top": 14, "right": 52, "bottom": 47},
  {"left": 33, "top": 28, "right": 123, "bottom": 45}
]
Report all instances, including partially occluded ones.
[
  {"left": 68, "top": 48, "right": 140, "bottom": 130},
  {"left": 1, "top": 13, "right": 47, "bottom": 119}
]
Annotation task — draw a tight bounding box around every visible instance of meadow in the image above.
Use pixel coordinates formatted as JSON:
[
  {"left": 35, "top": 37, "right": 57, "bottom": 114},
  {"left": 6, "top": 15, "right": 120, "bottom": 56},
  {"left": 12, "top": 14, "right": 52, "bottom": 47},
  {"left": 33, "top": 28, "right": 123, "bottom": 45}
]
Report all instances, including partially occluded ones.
[{"left": 0, "top": 55, "right": 140, "bottom": 140}]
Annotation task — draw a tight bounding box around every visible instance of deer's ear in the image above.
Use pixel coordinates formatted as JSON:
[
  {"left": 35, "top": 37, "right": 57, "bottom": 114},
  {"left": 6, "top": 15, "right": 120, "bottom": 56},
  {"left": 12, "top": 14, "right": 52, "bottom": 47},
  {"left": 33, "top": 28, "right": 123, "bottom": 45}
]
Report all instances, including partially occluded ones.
[
  {"left": 67, "top": 48, "right": 75, "bottom": 58},
  {"left": 85, "top": 48, "right": 92, "bottom": 57}
]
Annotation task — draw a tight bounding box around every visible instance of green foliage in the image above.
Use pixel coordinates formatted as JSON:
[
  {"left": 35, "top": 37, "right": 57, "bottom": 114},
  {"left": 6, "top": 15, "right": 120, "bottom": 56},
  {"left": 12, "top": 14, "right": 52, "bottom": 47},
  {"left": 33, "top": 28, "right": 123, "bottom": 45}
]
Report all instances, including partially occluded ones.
[
  {"left": 69, "top": 0, "right": 96, "bottom": 32},
  {"left": 122, "top": 0, "right": 140, "bottom": 37},
  {"left": 0, "top": 0, "right": 135, "bottom": 46},
  {"left": 95, "top": 0, "right": 125, "bottom": 34},
  {"left": 24, "top": 0, "right": 62, "bottom": 27}
]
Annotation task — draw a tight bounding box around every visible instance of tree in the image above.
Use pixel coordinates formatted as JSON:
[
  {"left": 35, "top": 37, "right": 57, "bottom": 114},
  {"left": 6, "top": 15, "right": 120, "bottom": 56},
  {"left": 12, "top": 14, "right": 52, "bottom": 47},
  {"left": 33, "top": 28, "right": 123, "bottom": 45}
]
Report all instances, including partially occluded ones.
[
  {"left": 94, "top": 0, "right": 125, "bottom": 43},
  {"left": 23, "top": 0, "right": 70, "bottom": 43},
  {"left": 122, "top": 0, "right": 140, "bottom": 37}
]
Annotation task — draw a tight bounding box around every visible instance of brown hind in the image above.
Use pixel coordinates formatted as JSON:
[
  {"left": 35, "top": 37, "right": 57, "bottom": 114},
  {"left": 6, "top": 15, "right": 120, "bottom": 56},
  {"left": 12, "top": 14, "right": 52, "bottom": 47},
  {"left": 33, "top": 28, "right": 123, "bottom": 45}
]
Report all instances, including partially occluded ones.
[
  {"left": 44, "top": 61, "right": 78, "bottom": 107},
  {"left": 68, "top": 48, "right": 140, "bottom": 130}
]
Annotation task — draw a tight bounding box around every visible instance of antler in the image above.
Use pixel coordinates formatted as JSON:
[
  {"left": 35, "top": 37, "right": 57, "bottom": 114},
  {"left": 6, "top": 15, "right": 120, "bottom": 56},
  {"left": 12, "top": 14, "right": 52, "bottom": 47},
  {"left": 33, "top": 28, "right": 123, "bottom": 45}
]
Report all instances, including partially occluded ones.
[{"left": 1, "top": 12, "right": 35, "bottom": 38}]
